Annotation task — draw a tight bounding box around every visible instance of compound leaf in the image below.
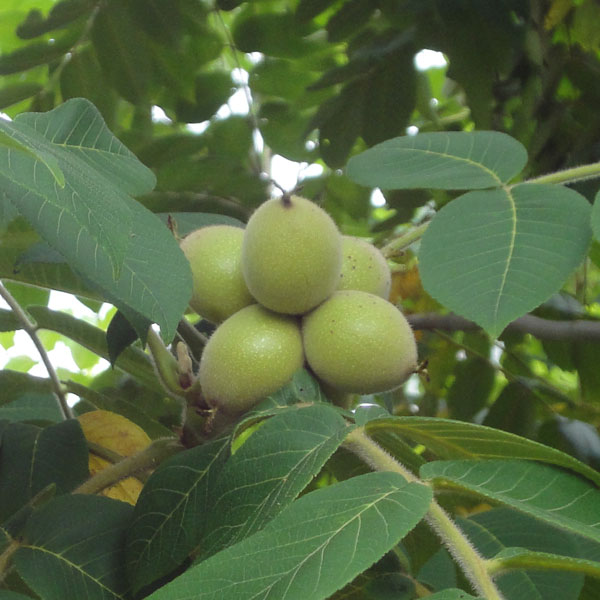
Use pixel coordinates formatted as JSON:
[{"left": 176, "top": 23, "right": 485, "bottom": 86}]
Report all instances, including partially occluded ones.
[
  {"left": 147, "top": 472, "right": 432, "bottom": 600},
  {"left": 419, "top": 184, "right": 591, "bottom": 338},
  {"left": 14, "top": 495, "right": 132, "bottom": 600},
  {"left": 346, "top": 131, "right": 527, "bottom": 190},
  {"left": 422, "top": 460, "right": 600, "bottom": 545}
]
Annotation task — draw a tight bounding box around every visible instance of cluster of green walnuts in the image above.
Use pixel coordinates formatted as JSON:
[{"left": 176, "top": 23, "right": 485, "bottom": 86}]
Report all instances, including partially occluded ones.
[{"left": 180, "top": 195, "right": 418, "bottom": 416}]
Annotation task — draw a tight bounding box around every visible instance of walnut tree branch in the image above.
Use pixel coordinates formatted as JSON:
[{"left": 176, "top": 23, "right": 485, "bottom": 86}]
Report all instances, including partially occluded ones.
[{"left": 407, "top": 312, "right": 600, "bottom": 342}]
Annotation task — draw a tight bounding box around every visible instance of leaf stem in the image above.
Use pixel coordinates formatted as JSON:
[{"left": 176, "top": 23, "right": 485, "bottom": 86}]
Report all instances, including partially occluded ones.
[
  {"left": 343, "top": 428, "right": 505, "bottom": 600},
  {"left": 381, "top": 223, "right": 429, "bottom": 258},
  {"left": 0, "top": 538, "right": 19, "bottom": 584},
  {"left": 213, "top": 8, "right": 265, "bottom": 177},
  {"left": 73, "top": 437, "right": 183, "bottom": 496},
  {"left": 0, "top": 281, "right": 72, "bottom": 420},
  {"left": 526, "top": 161, "right": 600, "bottom": 186}
]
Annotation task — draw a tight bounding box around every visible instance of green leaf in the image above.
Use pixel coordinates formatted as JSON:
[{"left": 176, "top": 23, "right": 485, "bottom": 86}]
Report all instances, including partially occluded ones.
[
  {"left": 326, "top": 0, "right": 376, "bottom": 42},
  {"left": 106, "top": 309, "right": 144, "bottom": 366},
  {"left": 127, "top": 438, "right": 231, "bottom": 593},
  {"left": 458, "top": 508, "right": 585, "bottom": 600},
  {"left": 445, "top": 356, "right": 495, "bottom": 421},
  {"left": 198, "top": 404, "right": 351, "bottom": 560},
  {"left": 83, "top": 199, "right": 192, "bottom": 343},
  {"left": 0, "top": 82, "right": 42, "bottom": 109},
  {"left": 69, "top": 381, "right": 174, "bottom": 439},
  {"left": 482, "top": 381, "right": 538, "bottom": 438},
  {"left": 91, "top": 1, "right": 156, "bottom": 103},
  {"left": 0, "top": 419, "right": 88, "bottom": 521},
  {"left": 346, "top": 131, "right": 527, "bottom": 190},
  {"left": 317, "top": 81, "right": 365, "bottom": 168},
  {"left": 17, "top": 0, "right": 93, "bottom": 39},
  {"left": 0, "top": 35, "right": 75, "bottom": 75},
  {"left": 17, "top": 98, "right": 154, "bottom": 196},
  {"left": 258, "top": 101, "right": 316, "bottom": 162},
  {"left": 250, "top": 58, "right": 320, "bottom": 102},
  {"left": 146, "top": 472, "right": 432, "bottom": 600},
  {"left": 361, "top": 46, "right": 416, "bottom": 146},
  {"left": 233, "top": 11, "right": 318, "bottom": 58},
  {"left": 174, "top": 71, "right": 233, "bottom": 123},
  {"left": 0, "top": 592, "right": 37, "bottom": 600},
  {"left": 331, "top": 571, "right": 416, "bottom": 600},
  {"left": 13, "top": 495, "right": 132, "bottom": 600},
  {"left": 0, "top": 392, "right": 64, "bottom": 423},
  {"left": 0, "top": 308, "right": 20, "bottom": 331},
  {"left": 419, "top": 184, "right": 592, "bottom": 338},
  {"left": 0, "top": 98, "right": 148, "bottom": 280},
  {"left": 0, "top": 126, "right": 65, "bottom": 187},
  {"left": 417, "top": 548, "right": 457, "bottom": 593},
  {"left": 4, "top": 355, "right": 36, "bottom": 372},
  {"left": 13, "top": 306, "right": 159, "bottom": 388},
  {"left": 364, "top": 417, "right": 600, "bottom": 486},
  {"left": 4, "top": 280, "right": 50, "bottom": 308},
  {"left": 591, "top": 188, "right": 600, "bottom": 243},
  {"left": 157, "top": 212, "right": 244, "bottom": 238},
  {"left": 295, "top": 0, "right": 336, "bottom": 22},
  {"left": 0, "top": 370, "right": 53, "bottom": 406},
  {"left": 0, "top": 221, "right": 99, "bottom": 299},
  {"left": 422, "top": 460, "right": 600, "bottom": 546},
  {"left": 59, "top": 46, "right": 118, "bottom": 126},
  {"left": 239, "top": 368, "right": 327, "bottom": 422},
  {"left": 538, "top": 417, "right": 600, "bottom": 470}
]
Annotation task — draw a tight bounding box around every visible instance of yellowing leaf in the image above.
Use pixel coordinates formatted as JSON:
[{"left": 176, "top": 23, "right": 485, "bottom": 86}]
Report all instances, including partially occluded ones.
[
  {"left": 389, "top": 265, "right": 439, "bottom": 325},
  {"left": 78, "top": 410, "right": 151, "bottom": 504},
  {"left": 88, "top": 454, "right": 143, "bottom": 505},
  {"left": 544, "top": 0, "right": 574, "bottom": 29}
]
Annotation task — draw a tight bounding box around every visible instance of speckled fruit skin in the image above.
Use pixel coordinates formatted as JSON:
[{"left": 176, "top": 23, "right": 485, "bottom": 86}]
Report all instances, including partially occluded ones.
[
  {"left": 199, "top": 304, "right": 304, "bottom": 414},
  {"left": 302, "top": 290, "right": 417, "bottom": 394},
  {"left": 338, "top": 236, "right": 391, "bottom": 299},
  {"left": 180, "top": 225, "right": 254, "bottom": 324},
  {"left": 241, "top": 195, "right": 342, "bottom": 315}
]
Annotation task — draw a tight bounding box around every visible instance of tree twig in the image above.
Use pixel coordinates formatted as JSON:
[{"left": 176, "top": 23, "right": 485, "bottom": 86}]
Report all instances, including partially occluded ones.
[
  {"left": 381, "top": 223, "right": 429, "bottom": 258},
  {"left": 407, "top": 312, "right": 600, "bottom": 342},
  {"left": 0, "top": 281, "right": 72, "bottom": 419}
]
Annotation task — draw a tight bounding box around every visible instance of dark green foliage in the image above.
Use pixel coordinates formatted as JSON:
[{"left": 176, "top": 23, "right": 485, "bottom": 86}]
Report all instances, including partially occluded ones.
[{"left": 2, "top": 1, "right": 600, "bottom": 599}]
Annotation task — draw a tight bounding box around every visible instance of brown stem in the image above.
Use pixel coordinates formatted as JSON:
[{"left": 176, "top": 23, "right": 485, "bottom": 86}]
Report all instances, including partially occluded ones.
[
  {"left": 0, "top": 281, "right": 72, "bottom": 419},
  {"left": 407, "top": 312, "right": 600, "bottom": 342}
]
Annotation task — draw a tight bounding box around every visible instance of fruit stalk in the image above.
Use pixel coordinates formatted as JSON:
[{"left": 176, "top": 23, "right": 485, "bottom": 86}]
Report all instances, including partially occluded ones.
[
  {"left": 343, "top": 427, "right": 505, "bottom": 600},
  {"left": 146, "top": 327, "right": 185, "bottom": 397}
]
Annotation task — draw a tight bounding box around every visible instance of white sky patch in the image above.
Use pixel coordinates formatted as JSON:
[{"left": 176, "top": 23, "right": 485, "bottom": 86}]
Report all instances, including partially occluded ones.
[
  {"left": 151, "top": 105, "right": 171, "bottom": 124},
  {"left": 231, "top": 68, "right": 248, "bottom": 85},
  {"left": 370, "top": 189, "right": 386, "bottom": 207},
  {"left": 0, "top": 290, "right": 114, "bottom": 375},
  {"left": 48, "top": 290, "right": 93, "bottom": 316},
  {"left": 186, "top": 120, "right": 210, "bottom": 134},
  {"left": 414, "top": 49, "right": 447, "bottom": 71},
  {"left": 270, "top": 154, "right": 324, "bottom": 193}
]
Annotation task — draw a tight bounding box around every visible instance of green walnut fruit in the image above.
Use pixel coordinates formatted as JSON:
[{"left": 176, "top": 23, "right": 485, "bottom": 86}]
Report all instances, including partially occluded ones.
[
  {"left": 302, "top": 290, "right": 417, "bottom": 394},
  {"left": 242, "top": 195, "right": 342, "bottom": 315},
  {"left": 338, "top": 236, "right": 391, "bottom": 299},
  {"left": 180, "top": 225, "right": 254, "bottom": 324},
  {"left": 199, "top": 304, "right": 304, "bottom": 414}
]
